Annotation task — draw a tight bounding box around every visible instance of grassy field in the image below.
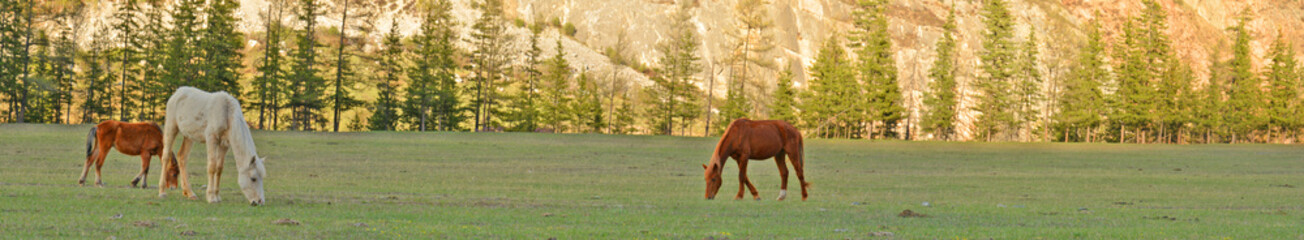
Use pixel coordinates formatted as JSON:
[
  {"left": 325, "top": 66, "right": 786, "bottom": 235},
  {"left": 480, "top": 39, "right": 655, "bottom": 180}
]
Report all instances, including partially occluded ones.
[{"left": 1, "top": 123, "right": 1302, "bottom": 239}]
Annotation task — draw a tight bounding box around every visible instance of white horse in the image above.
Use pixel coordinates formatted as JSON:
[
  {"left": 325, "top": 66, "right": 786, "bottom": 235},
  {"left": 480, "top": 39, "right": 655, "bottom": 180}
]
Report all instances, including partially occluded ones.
[{"left": 159, "top": 87, "right": 267, "bottom": 206}]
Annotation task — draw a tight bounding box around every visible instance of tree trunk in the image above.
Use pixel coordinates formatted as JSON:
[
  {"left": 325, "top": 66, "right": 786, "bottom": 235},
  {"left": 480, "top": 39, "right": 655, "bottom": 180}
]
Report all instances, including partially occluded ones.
[{"left": 332, "top": 0, "right": 348, "bottom": 132}]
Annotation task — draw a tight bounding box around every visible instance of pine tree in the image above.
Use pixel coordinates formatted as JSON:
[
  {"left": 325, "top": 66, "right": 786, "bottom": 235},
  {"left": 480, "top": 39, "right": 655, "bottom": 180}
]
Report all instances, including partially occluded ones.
[
  {"left": 83, "top": 32, "right": 114, "bottom": 123},
  {"left": 503, "top": 26, "right": 543, "bottom": 132},
  {"left": 368, "top": 20, "right": 404, "bottom": 131},
  {"left": 49, "top": 22, "right": 75, "bottom": 124},
  {"left": 287, "top": 0, "right": 328, "bottom": 131},
  {"left": 254, "top": 0, "right": 288, "bottom": 130},
  {"left": 1111, "top": 19, "right": 1152, "bottom": 143},
  {"left": 922, "top": 10, "right": 958, "bottom": 141},
  {"left": 0, "top": 0, "right": 22, "bottom": 122},
  {"left": 540, "top": 40, "right": 573, "bottom": 132},
  {"left": 405, "top": 0, "right": 464, "bottom": 131},
  {"left": 1264, "top": 31, "right": 1297, "bottom": 143},
  {"left": 649, "top": 2, "right": 703, "bottom": 135},
  {"left": 1198, "top": 48, "right": 1229, "bottom": 143},
  {"left": 799, "top": 35, "right": 857, "bottom": 138},
  {"left": 199, "top": 0, "right": 244, "bottom": 99},
  {"left": 975, "top": 0, "right": 1017, "bottom": 141},
  {"left": 852, "top": 0, "right": 902, "bottom": 139},
  {"left": 610, "top": 92, "right": 637, "bottom": 134},
  {"left": 112, "top": 0, "right": 144, "bottom": 121},
  {"left": 1055, "top": 22, "right": 1108, "bottom": 142},
  {"left": 163, "top": 0, "right": 202, "bottom": 93},
  {"left": 24, "top": 29, "right": 51, "bottom": 123},
  {"left": 469, "top": 0, "right": 514, "bottom": 131},
  {"left": 1013, "top": 30, "right": 1043, "bottom": 142},
  {"left": 768, "top": 70, "right": 797, "bottom": 123},
  {"left": 139, "top": 1, "right": 170, "bottom": 121},
  {"left": 573, "top": 72, "right": 604, "bottom": 133},
  {"left": 1225, "top": 14, "right": 1261, "bottom": 143}
]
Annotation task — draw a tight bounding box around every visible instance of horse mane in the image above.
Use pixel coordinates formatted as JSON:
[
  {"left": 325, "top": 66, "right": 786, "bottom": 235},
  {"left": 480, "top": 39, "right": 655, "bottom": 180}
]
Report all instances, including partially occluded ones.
[
  {"left": 709, "top": 118, "right": 751, "bottom": 167},
  {"left": 216, "top": 91, "right": 258, "bottom": 161}
]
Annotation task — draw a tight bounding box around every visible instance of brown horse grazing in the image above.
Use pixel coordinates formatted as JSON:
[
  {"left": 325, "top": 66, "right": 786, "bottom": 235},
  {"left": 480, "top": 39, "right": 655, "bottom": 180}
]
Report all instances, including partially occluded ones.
[
  {"left": 80, "top": 120, "right": 180, "bottom": 188},
  {"left": 703, "top": 118, "right": 810, "bottom": 201}
]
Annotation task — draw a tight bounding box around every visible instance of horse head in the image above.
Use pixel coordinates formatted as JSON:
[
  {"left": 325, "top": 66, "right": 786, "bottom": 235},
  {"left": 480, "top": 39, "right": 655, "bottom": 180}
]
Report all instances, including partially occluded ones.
[
  {"left": 239, "top": 156, "right": 267, "bottom": 206},
  {"left": 702, "top": 163, "right": 722, "bottom": 200}
]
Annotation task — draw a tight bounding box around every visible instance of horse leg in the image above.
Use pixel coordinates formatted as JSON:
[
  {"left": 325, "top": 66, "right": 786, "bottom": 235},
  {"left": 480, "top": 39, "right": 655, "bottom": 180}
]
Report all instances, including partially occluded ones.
[
  {"left": 93, "top": 147, "right": 109, "bottom": 187},
  {"left": 176, "top": 138, "right": 198, "bottom": 200},
  {"left": 205, "top": 141, "right": 226, "bottom": 203},
  {"left": 78, "top": 149, "right": 98, "bottom": 186},
  {"left": 774, "top": 153, "right": 790, "bottom": 201},
  {"left": 735, "top": 156, "right": 760, "bottom": 200},
  {"left": 791, "top": 149, "right": 809, "bottom": 201},
  {"left": 133, "top": 153, "right": 151, "bottom": 188}
]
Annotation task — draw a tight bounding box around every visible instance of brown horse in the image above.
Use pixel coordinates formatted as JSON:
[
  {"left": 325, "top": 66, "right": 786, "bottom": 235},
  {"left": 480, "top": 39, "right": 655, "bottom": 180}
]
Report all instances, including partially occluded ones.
[
  {"left": 80, "top": 120, "right": 180, "bottom": 188},
  {"left": 703, "top": 118, "right": 810, "bottom": 201}
]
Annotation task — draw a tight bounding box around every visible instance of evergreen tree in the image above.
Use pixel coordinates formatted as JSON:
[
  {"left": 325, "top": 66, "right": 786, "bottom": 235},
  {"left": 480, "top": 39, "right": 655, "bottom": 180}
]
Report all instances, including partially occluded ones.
[
  {"left": 1014, "top": 30, "right": 1043, "bottom": 142},
  {"left": 254, "top": 0, "right": 288, "bottom": 129},
  {"left": 975, "top": 0, "right": 1017, "bottom": 141},
  {"left": 1225, "top": 15, "right": 1261, "bottom": 143},
  {"left": 469, "top": 0, "right": 514, "bottom": 131},
  {"left": 1055, "top": 22, "right": 1108, "bottom": 142},
  {"left": 1198, "top": 48, "right": 1229, "bottom": 143},
  {"left": 852, "top": 0, "right": 902, "bottom": 139},
  {"left": 1111, "top": 19, "right": 1152, "bottom": 143},
  {"left": 368, "top": 20, "right": 403, "bottom": 131},
  {"left": 768, "top": 70, "right": 797, "bottom": 123},
  {"left": 112, "top": 0, "right": 144, "bottom": 121},
  {"left": 610, "top": 92, "right": 637, "bottom": 134},
  {"left": 540, "top": 40, "right": 573, "bottom": 132},
  {"left": 1265, "top": 32, "right": 1299, "bottom": 142},
  {"left": 82, "top": 32, "right": 114, "bottom": 123},
  {"left": 573, "top": 72, "right": 604, "bottom": 133},
  {"left": 405, "top": 0, "right": 464, "bottom": 131},
  {"left": 24, "top": 29, "right": 51, "bottom": 123},
  {"left": 163, "top": 0, "right": 202, "bottom": 94},
  {"left": 799, "top": 35, "right": 857, "bottom": 138},
  {"left": 649, "top": 2, "right": 703, "bottom": 135},
  {"left": 503, "top": 26, "right": 543, "bottom": 132},
  {"left": 199, "top": 0, "right": 244, "bottom": 99},
  {"left": 922, "top": 10, "right": 958, "bottom": 140},
  {"left": 139, "top": 1, "right": 171, "bottom": 121},
  {"left": 48, "top": 23, "right": 75, "bottom": 124},
  {"left": 0, "top": 0, "right": 23, "bottom": 122},
  {"left": 287, "top": 0, "right": 327, "bottom": 131}
]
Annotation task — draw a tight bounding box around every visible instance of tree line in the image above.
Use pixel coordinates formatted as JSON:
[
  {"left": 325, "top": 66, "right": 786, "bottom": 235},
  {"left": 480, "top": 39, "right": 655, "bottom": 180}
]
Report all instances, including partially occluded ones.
[{"left": 0, "top": 0, "right": 1300, "bottom": 144}]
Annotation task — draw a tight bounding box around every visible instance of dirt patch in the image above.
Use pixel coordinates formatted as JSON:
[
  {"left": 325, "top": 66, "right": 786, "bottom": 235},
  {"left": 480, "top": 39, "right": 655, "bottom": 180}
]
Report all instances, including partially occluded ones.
[
  {"left": 897, "top": 209, "right": 927, "bottom": 218},
  {"left": 272, "top": 218, "right": 300, "bottom": 226},
  {"left": 1113, "top": 201, "right": 1134, "bottom": 205},
  {"left": 132, "top": 221, "right": 157, "bottom": 228},
  {"left": 1270, "top": 184, "right": 1296, "bottom": 188},
  {"left": 180, "top": 230, "right": 197, "bottom": 236}
]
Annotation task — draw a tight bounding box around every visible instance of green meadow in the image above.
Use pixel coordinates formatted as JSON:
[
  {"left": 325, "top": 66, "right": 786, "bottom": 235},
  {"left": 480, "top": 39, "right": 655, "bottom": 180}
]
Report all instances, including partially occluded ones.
[{"left": 1, "top": 124, "right": 1301, "bottom": 239}]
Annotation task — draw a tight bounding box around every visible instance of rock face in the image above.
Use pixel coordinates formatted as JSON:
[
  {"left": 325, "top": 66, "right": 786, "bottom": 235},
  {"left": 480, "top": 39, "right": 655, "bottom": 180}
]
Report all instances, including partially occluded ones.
[{"left": 59, "top": 0, "right": 1304, "bottom": 140}]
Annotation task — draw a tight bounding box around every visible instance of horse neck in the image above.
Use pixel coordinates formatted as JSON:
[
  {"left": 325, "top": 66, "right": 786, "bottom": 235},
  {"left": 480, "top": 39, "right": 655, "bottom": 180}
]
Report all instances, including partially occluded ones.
[
  {"left": 224, "top": 100, "right": 258, "bottom": 162},
  {"left": 710, "top": 132, "right": 734, "bottom": 167}
]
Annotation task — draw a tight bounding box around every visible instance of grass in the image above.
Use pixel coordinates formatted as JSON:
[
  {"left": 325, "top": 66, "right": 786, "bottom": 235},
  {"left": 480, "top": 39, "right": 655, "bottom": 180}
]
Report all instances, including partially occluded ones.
[{"left": 1, "top": 123, "right": 1302, "bottom": 239}]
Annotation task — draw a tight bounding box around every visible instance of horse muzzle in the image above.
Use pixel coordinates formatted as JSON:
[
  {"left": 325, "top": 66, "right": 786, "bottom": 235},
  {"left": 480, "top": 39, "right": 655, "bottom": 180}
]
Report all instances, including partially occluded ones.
[{"left": 251, "top": 200, "right": 263, "bottom": 206}]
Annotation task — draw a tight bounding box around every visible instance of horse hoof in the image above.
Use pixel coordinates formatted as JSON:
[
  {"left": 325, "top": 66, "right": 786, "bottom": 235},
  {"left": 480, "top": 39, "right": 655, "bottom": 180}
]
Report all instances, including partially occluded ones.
[
  {"left": 208, "top": 196, "right": 221, "bottom": 203},
  {"left": 158, "top": 193, "right": 167, "bottom": 198}
]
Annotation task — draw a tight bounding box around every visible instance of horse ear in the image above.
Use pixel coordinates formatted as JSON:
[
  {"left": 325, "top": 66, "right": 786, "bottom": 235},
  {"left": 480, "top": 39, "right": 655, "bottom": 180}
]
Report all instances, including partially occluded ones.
[{"left": 702, "top": 164, "right": 707, "bottom": 170}]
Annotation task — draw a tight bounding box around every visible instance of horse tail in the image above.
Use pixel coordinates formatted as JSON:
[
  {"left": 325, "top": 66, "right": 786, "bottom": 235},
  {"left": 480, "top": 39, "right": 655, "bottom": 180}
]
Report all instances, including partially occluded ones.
[{"left": 86, "top": 126, "right": 97, "bottom": 158}]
